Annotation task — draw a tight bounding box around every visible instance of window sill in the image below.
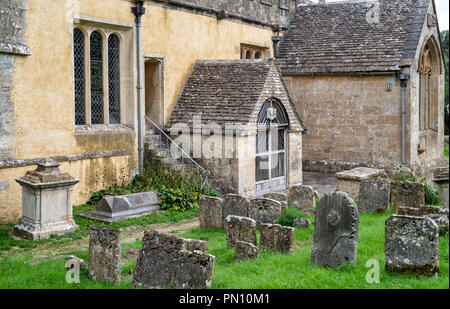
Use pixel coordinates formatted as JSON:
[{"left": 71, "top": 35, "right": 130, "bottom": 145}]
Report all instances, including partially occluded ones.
[{"left": 75, "top": 124, "right": 135, "bottom": 135}]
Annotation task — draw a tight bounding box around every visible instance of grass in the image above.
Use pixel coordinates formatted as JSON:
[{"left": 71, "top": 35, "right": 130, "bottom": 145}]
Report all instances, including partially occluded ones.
[
  {"left": 0, "top": 206, "right": 199, "bottom": 253},
  {"left": 0, "top": 213, "right": 448, "bottom": 289}
]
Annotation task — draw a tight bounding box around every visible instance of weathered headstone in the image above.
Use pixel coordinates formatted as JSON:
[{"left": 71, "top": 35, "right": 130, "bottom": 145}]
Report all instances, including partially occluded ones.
[
  {"left": 358, "top": 177, "right": 390, "bottom": 213},
  {"left": 293, "top": 218, "right": 311, "bottom": 229},
  {"left": 234, "top": 241, "right": 259, "bottom": 262},
  {"left": 264, "top": 192, "right": 288, "bottom": 207},
  {"left": 287, "top": 185, "right": 315, "bottom": 210},
  {"left": 336, "top": 167, "right": 383, "bottom": 201},
  {"left": 80, "top": 191, "right": 160, "bottom": 223},
  {"left": 248, "top": 198, "right": 282, "bottom": 228},
  {"left": 88, "top": 226, "right": 122, "bottom": 285},
  {"left": 432, "top": 167, "right": 449, "bottom": 208},
  {"left": 398, "top": 205, "right": 449, "bottom": 235},
  {"left": 223, "top": 194, "right": 250, "bottom": 225},
  {"left": 132, "top": 230, "right": 215, "bottom": 289},
  {"left": 310, "top": 192, "right": 359, "bottom": 268},
  {"left": 225, "top": 215, "right": 257, "bottom": 247},
  {"left": 184, "top": 238, "right": 209, "bottom": 254},
  {"left": 260, "top": 223, "right": 295, "bottom": 254},
  {"left": 385, "top": 215, "right": 439, "bottom": 276},
  {"left": 199, "top": 196, "right": 223, "bottom": 228},
  {"left": 390, "top": 181, "right": 425, "bottom": 212}
]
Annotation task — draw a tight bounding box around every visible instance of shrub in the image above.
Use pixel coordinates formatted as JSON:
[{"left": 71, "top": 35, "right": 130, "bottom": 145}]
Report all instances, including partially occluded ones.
[{"left": 275, "top": 207, "right": 307, "bottom": 227}]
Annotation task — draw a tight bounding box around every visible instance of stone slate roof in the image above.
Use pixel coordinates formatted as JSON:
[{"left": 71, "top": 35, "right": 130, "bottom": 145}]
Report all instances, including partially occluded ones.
[
  {"left": 165, "top": 59, "right": 304, "bottom": 131},
  {"left": 277, "top": 0, "right": 432, "bottom": 74}
]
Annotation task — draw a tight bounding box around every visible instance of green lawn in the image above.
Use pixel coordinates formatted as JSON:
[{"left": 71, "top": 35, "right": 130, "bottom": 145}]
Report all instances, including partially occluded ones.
[{"left": 0, "top": 212, "right": 448, "bottom": 289}]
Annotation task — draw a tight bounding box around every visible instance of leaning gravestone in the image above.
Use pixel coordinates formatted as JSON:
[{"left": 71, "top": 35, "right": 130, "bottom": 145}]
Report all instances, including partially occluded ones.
[
  {"left": 310, "top": 192, "right": 359, "bottom": 268},
  {"left": 260, "top": 223, "right": 295, "bottom": 254},
  {"left": 199, "top": 196, "right": 223, "bottom": 228},
  {"left": 222, "top": 194, "right": 250, "bottom": 226},
  {"left": 385, "top": 215, "right": 439, "bottom": 276},
  {"left": 287, "top": 185, "right": 315, "bottom": 210},
  {"left": 248, "top": 198, "right": 282, "bottom": 228},
  {"left": 234, "top": 241, "right": 259, "bottom": 262},
  {"left": 390, "top": 181, "right": 425, "bottom": 212},
  {"left": 132, "top": 230, "right": 215, "bottom": 289},
  {"left": 88, "top": 226, "right": 122, "bottom": 284},
  {"left": 225, "top": 215, "right": 257, "bottom": 247},
  {"left": 358, "top": 177, "right": 390, "bottom": 213}
]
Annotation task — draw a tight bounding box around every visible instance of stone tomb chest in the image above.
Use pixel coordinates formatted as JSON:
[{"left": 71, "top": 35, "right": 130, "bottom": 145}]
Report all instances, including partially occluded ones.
[
  {"left": 81, "top": 192, "right": 160, "bottom": 223},
  {"left": 335, "top": 167, "right": 383, "bottom": 201}
]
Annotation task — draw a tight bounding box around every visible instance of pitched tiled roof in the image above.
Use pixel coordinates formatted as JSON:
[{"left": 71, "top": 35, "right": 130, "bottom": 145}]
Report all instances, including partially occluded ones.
[
  {"left": 165, "top": 59, "right": 304, "bottom": 131},
  {"left": 277, "top": 0, "right": 430, "bottom": 74}
]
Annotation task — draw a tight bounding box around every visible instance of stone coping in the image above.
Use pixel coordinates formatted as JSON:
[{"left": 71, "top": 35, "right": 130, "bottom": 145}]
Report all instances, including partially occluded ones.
[{"left": 336, "top": 167, "right": 383, "bottom": 181}]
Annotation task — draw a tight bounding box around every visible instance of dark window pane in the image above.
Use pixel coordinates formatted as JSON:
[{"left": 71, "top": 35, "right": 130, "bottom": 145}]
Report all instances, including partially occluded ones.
[
  {"left": 256, "top": 128, "right": 269, "bottom": 154},
  {"left": 256, "top": 155, "right": 269, "bottom": 182},
  {"left": 90, "top": 31, "right": 103, "bottom": 124},
  {"left": 246, "top": 50, "right": 251, "bottom": 59},
  {"left": 254, "top": 51, "right": 261, "bottom": 59},
  {"left": 74, "top": 28, "right": 85, "bottom": 125},
  {"left": 108, "top": 34, "right": 120, "bottom": 124}
]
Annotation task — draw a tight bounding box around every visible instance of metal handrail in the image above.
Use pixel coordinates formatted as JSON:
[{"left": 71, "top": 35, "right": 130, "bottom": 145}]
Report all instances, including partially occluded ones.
[{"left": 144, "top": 115, "right": 210, "bottom": 189}]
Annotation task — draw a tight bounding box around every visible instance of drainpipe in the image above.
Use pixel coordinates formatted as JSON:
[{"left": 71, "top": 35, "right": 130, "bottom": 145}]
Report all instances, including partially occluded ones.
[
  {"left": 398, "top": 73, "right": 410, "bottom": 167},
  {"left": 132, "top": 1, "right": 146, "bottom": 174}
]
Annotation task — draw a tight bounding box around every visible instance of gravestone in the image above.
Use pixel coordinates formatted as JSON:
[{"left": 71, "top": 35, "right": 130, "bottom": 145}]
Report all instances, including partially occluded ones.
[
  {"left": 310, "top": 191, "right": 359, "bottom": 268},
  {"left": 234, "top": 241, "right": 259, "bottom": 262},
  {"left": 336, "top": 167, "right": 383, "bottom": 201},
  {"left": 432, "top": 167, "right": 449, "bottom": 208},
  {"left": 264, "top": 192, "right": 288, "bottom": 207},
  {"left": 293, "top": 218, "right": 311, "bottom": 229},
  {"left": 132, "top": 230, "right": 215, "bottom": 289},
  {"left": 199, "top": 196, "right": 223, "bottom": 228},
  {"left": 358, "top": 177, "right": 390, "bottom": 213},
  {"left": 287, "top": 185, "right": 315, "bottom": 210},
  {"left": 223, "top": 194, "right": 250, "bottom": 226},
  {"left": 88, "top": 226, "right": 122, "bottom": 285},
  {"left": 385, "top": 215, "right": 439, "bottom": 276},
  {"left": 80, "top": 191, "right": 160, "bottom": 223},
  {"left": 225, "top": 215, "right": 257, "bottom": 247},
  {"left": 399, "top": 206, "right": 449, "bottom": 235},
  {"left": 260, "top": 223, "right": 295, "bottom": 254},
  {"left": 248, "top": 198, "right": 282, "bottom": 228},
  {"left": 390, "top": 182, "right": 425, "bottom": 212},
  {"left": 184, "top": 238, "right": 209, "bottom": 254}
]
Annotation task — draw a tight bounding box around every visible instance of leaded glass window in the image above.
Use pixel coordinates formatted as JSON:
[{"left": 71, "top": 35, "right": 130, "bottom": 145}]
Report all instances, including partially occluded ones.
[
  {"left": 90, "top": 31, "right": 104, "bottom": 125},
  {"left": 73, "top": 28, "right": 85, "bottom": 125},
  {"left": 108, "top": 34, "right": 121, "bottom": 124}
]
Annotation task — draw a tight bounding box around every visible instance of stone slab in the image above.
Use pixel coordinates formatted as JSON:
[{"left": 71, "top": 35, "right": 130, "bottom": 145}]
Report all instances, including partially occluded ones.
[
  {"left": 390, "top": 182, "right": 425, "bottom": 212},
  {"left": 222, "top": 194, "right": 250, "bottom": 226},
  {"left": 225, "top": 215, "right": 257, "bottom": 247},
  {"left": 260, "top": 223, "right": 295, "bottom": 254},
  {"left": 88, "top": 226, "right": 121, "bottom": 284},
  {"left": 234, "top": 241, "right": 259, "bottom": 262},
  {"left": 248, "top": 198, "right": 282, "bottom": 228},
  {"left": 358, "top": 177, "right": 390, "bottom": 213},
  {"left": 385, "top": 215, "right": 439, "bottom": 276},
  {"left": 287, "top": 185, "right": 315, "bottom": 210},
  {"left": 199, "top": 196, "right": 223, "bottom": 228},
  {"left": 310, "top": 191, "right": 359, "bottom": 268}
]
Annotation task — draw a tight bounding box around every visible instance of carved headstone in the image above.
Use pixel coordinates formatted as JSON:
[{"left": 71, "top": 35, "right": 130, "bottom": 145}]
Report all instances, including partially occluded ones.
[
  {"left": 199, "top": 196, "right": 223, "bottom": 228},
  {"left": 234, "top": 241, "right": 259, "bottom": 262},
  {"left": 88, "top": 226, "right": 122, "bottom": 285},
  {"left": 390, "top": 182, "right": 425, "bottom": 212},
  {"left": 132, "top": 230, "right": 215, "bottom": 289},
  {"left": 385, "top": 215, "right": 439, "bottom": 276},
  {"left": 260, "top": 223, "right": 295, "bottom": 254},
  {"left": 248, "top": 198, "right": 282, "bottom": 228},
  {"left": 287, "top": 185, "right": 315, "bottom": 210},
  {"left": 225, "top": 215, "right": 257, "bottom": 247},
  {"left": 358, "top": 177, "right": 390, "bottom": 213},
  {"left": 223, "top": 194, "right": 250, "bottom": 225},
  {"left": 310, "top": 192, "right": 359, "bottom": 268}
]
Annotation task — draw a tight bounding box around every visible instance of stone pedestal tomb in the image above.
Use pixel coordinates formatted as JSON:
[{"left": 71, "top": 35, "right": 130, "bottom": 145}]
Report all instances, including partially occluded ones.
[
  {"left": 335, "top": 167, "right": 383, "bottom": 201},
  {"left": 14, "top": 159, "right": 79, "bottom": 240}
]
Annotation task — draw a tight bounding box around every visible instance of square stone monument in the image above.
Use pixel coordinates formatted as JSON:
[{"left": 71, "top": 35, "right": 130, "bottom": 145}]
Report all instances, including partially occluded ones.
[
  {"left": 14, "top": 158, "right": 79, "bottom": 240},
  {"left": 335, "top": 167, "right": 383, "bottom": 201}
]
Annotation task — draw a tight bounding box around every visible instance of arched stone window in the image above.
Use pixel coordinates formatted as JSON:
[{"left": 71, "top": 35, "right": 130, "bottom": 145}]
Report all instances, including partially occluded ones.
[
  {"left": 419, "top": 38, "right": 440, "bottom": 131},
  {"left": 108, "top": 34, "right": 121, "bottom": 124},
  {"left": 245, "top": 50, "right": 252, "bottom": 59},
  {"left": 255, "top": 98, "right": 289, "bottom": 195},
  {"left": 73, "top": 28, "right": 85, "bottom": 125},
  {"left": 254, "top": 51, "right": 261, "bottom": 59},
  {"left": 90, "top": 31, "right": 104, "bottom": 125}
]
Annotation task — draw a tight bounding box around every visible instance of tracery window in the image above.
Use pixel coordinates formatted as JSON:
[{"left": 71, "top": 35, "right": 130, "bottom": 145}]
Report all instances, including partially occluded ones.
[
  {"left": 419, "top": 39, "right": 439, "bottom": 131},
  {"left": 73, "top": 27, "right": 122, "bottom": 125}
]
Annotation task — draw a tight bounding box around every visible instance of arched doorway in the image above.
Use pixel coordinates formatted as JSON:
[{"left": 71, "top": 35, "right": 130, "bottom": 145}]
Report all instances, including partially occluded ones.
[{"left": 255, "top": 98, "right": 290, "bottom": 195}]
